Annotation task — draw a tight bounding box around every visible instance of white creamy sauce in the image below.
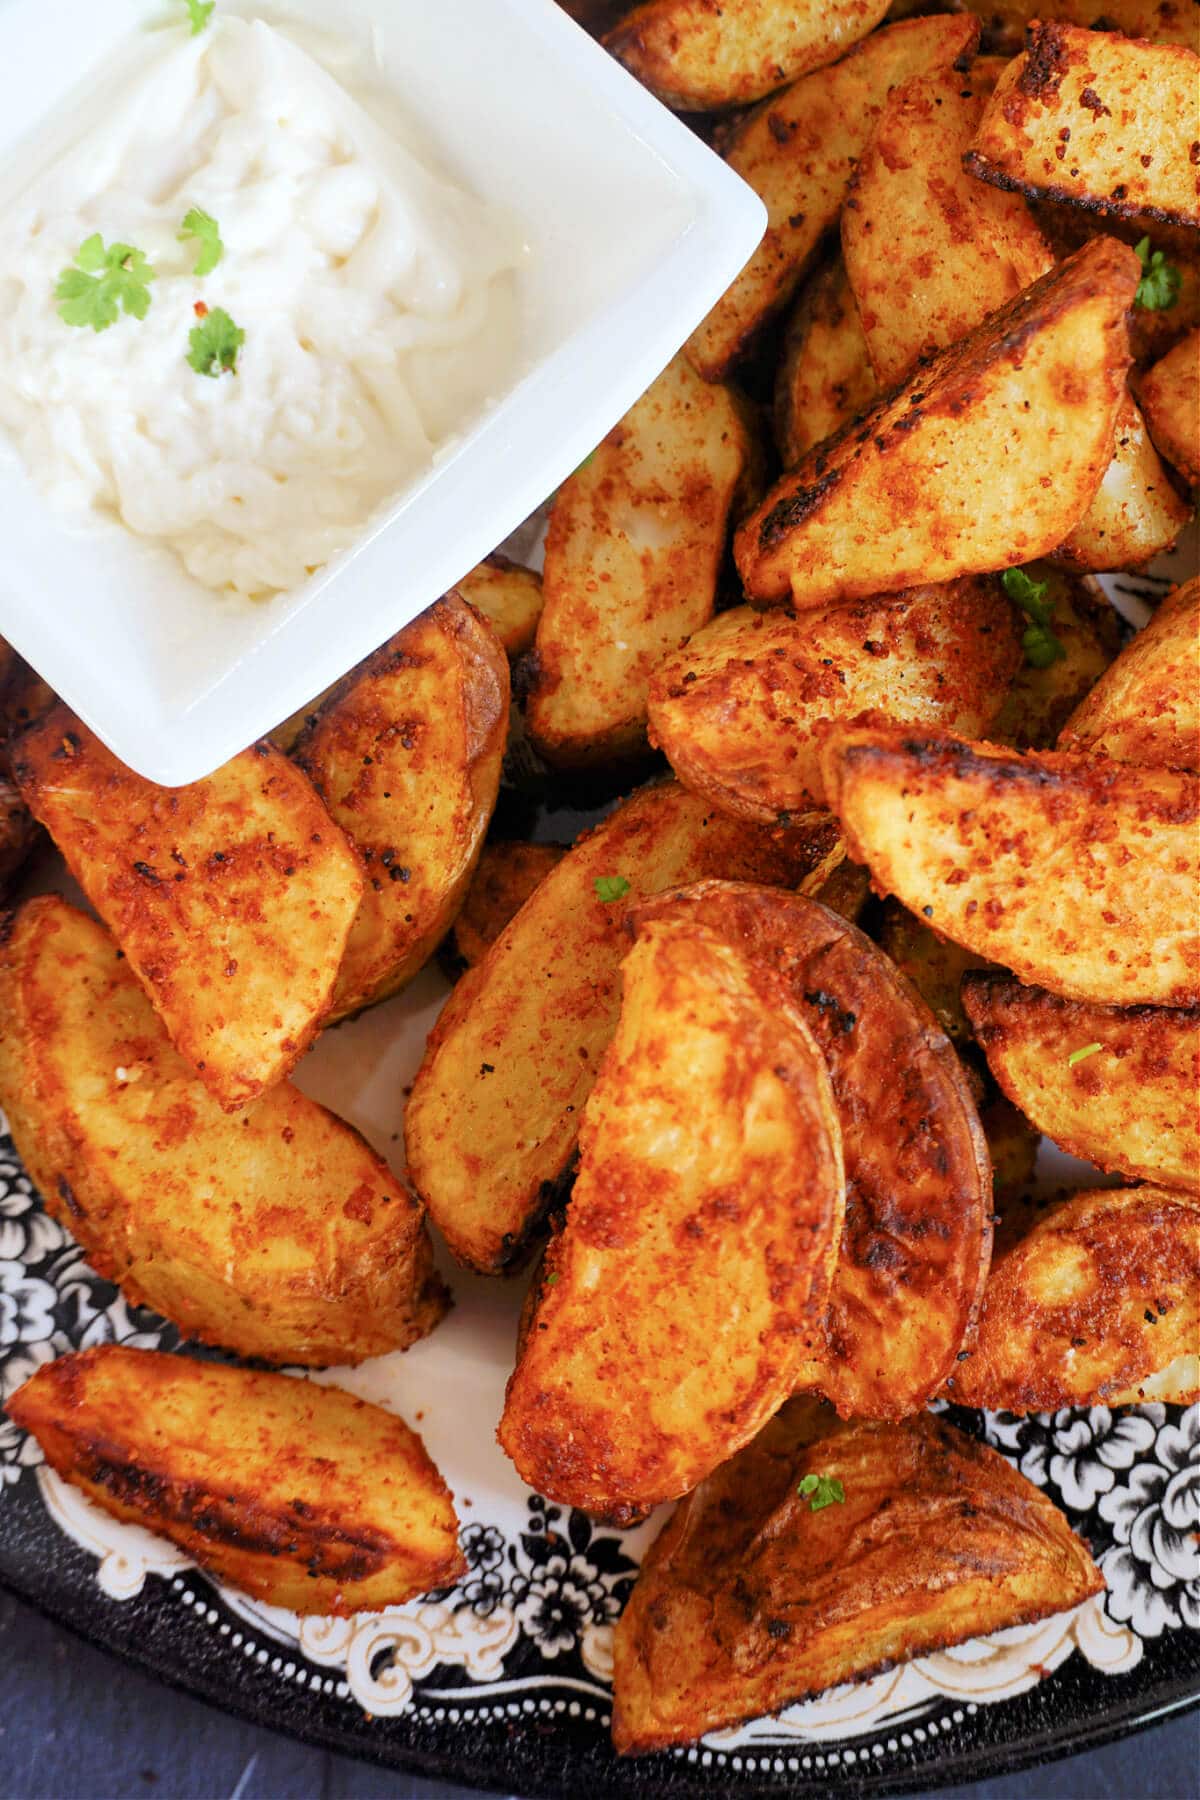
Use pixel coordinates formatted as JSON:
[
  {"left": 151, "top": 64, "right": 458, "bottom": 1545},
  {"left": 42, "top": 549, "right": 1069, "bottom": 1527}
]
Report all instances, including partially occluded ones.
[{"left": 0, "top": 15, "right": 524, "bottom": 600}]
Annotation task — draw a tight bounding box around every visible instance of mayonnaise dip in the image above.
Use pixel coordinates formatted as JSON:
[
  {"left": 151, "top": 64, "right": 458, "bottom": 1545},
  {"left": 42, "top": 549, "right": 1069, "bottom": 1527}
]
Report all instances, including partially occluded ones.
[{"left": 0, "top": 13, "right": 525, "bottom": 600}]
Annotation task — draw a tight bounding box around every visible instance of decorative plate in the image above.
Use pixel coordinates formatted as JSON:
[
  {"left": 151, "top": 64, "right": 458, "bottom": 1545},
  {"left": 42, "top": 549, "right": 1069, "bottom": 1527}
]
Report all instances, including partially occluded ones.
[{"left": 1, "top": 529, "right": 1198, "bottom": 1798}]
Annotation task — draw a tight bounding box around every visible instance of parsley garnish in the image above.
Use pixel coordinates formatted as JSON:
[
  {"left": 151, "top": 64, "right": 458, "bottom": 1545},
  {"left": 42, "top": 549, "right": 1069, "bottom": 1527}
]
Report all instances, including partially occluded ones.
[
  {"left": 1134, "top": 237, "right": 1180, "bottom": 312},
  {"left": 544, "top": 1271, "right": 560, "bottom": 1286},
  {"left": 182, "top": 0, "right": 215, "bottom": 33},
  {"left": 178, "top": 207, "right": 223, "bottom": 277},
  {"left": 594, "top": 875, "right": 631, "bottom": 903},
  {"left": 187, "top": 306, "right": 244, "bottom": 377},
  {"left": 798, "top": 1473, "right": 845, "bottom": 1512},
  {"left": 55, "top": 235, "right": 155, "bottom": 332},
  {"left": 1002, "top": 567, "right": 1064, "bottom": 669},
  {"left": 1068, "top": 1042, "right": 1103, "bottom": 1067}
]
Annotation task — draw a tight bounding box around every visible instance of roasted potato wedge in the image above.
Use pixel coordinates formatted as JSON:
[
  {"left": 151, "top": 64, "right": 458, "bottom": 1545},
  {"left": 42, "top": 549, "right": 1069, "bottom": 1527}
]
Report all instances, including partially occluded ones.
[
  {"left": 499, "top": 915, "right": 844, "bottom": 1518},
  {"left": 990, "top": 565, "right": 1121, "bottom": 749},
  {"left": 605, "top": 0, "right": 891, "bottom": 111},
  {"left": 822, "top": 726, "right": 1200, "bottom": 1006},
  {"left": 525, "top": 356, "right": 757, "bottom": 766},
  {"left": 452, "top": 841, "right": 566, "bottom": 967},
  {"left": 293, "top": 596, "right": 508, "bottom": 1021},
  {"left": 7, "top": 1346, "right": 465, "bottom": 1614},
  {"left": 405, "top": 781, "right": 839, "bottom": 1273},
  {"left": 951, "top": 1187, "right": 1200, "bottom": 1410},
  {"left": 12, "top": 707, "right": 362, "bottom": 1110},
  {"left": 634, "top": 883, "right": 991, "bottom": 1417},
  {"left": 612, "top": 1402, "right": 1103, "bottom": 1755},
  {"left": 973, "top": 0, "right": 1200, "bottom": 57},
  {"left": 774, "top": 256, "right": 877, "bottom": 467},
  {"left": 685, "top": 14, "right": 980, "bottom": 380},
  {"left": 454, "top": 555, "right": 544, "bottom": 658},
  {"left": 0, "top": 898, "right": 448, "bottom": 1364},
  {"left": 963, "top": 972, "right": 1200, "bottom": 1193},
  {"left": 1059, "top": 575, "right": 1199, "bottom": 767},
  {"left": 1136, "top": 328, "right": 1200, "bottom": 486},
  {"left": 647, "top": 579, "right": 1021, "bottom": 821},
  {"left": 1051, "top": 394, "right": 1191, "bottom": 571},
  {"left": 876, "top": 900, "right": 995, "bottom": 1044},
  {"left": 965, "top": 25, "right": 1200, "bottom": 229},
  {"left": 736, "top": 239, "right": 1138, "bottom": 606}
]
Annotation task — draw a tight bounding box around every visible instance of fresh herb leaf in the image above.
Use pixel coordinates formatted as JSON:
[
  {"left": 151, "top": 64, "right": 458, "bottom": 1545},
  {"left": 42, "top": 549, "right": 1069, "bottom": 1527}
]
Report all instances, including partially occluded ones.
[
  {"left": 179, "top": 206, "right": 223, "bottom": 277},
  {"left": 544, "top": 1271, "right": 560, "bottom": 1286},
  {"left": 798, "top": 1472, "right": 845, "bottom": 1513},
  {"left": 1002, "top": 566, "right": 1064, "bottom": 668},
  {"left": 1134, "top": 236, "right": 1181, "bottom": 311},
  {"left": 187, "top": 305, "right": 244, "bottom": 377},
  {"left": 594, "top": 875, "right": 631, "bottom": 903},
  {"left": 55, "top": 235, "right": 156, "bottom": 332},
  {"left": 182, "top": 0, "right": 215, "bottom": 33},
  {"left": 1068, "top": 1041, "right": 1103, "bottom": 1067}
]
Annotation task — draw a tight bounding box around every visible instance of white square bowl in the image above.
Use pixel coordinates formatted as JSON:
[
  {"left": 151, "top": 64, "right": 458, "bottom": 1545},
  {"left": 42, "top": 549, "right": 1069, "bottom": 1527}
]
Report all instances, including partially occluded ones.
[{"left": 0, "top": 0, "right": 764, "bottom": 784}]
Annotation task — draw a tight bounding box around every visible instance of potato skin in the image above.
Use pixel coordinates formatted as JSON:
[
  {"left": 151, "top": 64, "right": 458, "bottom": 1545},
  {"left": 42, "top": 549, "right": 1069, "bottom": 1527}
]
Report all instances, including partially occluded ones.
[
  {"left": 12, "top": 708, "right": 363, "bottom": 1110},
  {"left": 647, "top": 580, "right": 1020, "bottom": 821},
  {"left": 774, "top": 256, "right": 877, "bottom": 468},
  {"left": 1135, "top": 330, "right": 1200, "bottom": 486},
  {"left": 452, "top": 841, "right": 565, "bottom": 967},
  {"left": 822, "top": 727, "right": 1200, "bottom": 1006},
  {"left": 950, "top": 1187, "right": 1200, "bottom": 1411},
  {"left": 612, "top": 1403, "right": 1103, "bottom": 1755},
  {"left": 963, "top": 973, "right": 1199, "bottom": 1193},
  {"left": 1059, "top": 576, "right": 1199, "bottom": 770},
  {"left": 6, "top": 1347, "right": 466, "bottom": 1615},
  {"left": 0, "top": 898, "right": 448, "bottom": 1365}
]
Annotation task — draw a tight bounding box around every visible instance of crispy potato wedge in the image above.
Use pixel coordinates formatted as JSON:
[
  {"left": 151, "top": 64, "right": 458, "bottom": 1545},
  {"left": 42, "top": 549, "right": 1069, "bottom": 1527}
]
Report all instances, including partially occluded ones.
[
  {"left": 1051, "top": 393, "right": 1192, "bottom": 570},
  {"left": 962, "top": 972, "right": 1200, "bottom": 1192},
  {"left": 876, "top": 900, "right": 995, "bottom": 1044},
  {"left": 405, "top": 781, "right": 839, "bottom": 1273},
  {"left": 0, "top": 658, "right": 56, "bottom": 741},
  {"left": 736, "top": 239, "right": 1138, "bottom": 606},
  {"left": 1059, "top": 575, "right": 1199, "bottom": 767},
  {"left": 454, "top": 556, "right": 544, "bottom": 659},
  {"left": 294, "top": 596, "right": 508, "bottom": 1022},
  {"left": 1107, "top": 1352, "right": 1200, "bottom": 1405},
  {"left": 647, "top": 580, "right": 1021, "bottom": 821},
  {"left": 13, "top": 707, "right": 362, "bottom": 1109},
  {"left": 965, "top": 26, "right": 1200, "bottom": 228},
  {"left": 612, "top": 1402, "right": 1103, "bottom": 1754},
  {"left": 605, "top": 0, "right": 891, "bottom": 111},
  {"left": 951, "top": 1187, "right": 1200, "bottom": 1410},
  {"left": 452, "top": 841, "right": 566, "bottom": 967},
  {"left": 7, "top": 1346, "right": 465, "bottom": 1614},
  {"left": 822, "top": 726, "right": 1200, "bottom": 1005},
  {"left": 498, "top": 916, "right": 844, "bottom": 1517},
  {"left": 525, "top": 357, "right": 757, "bottom": 766},
  {"left": 0, "top": 898, "right": 448, "bottom": 1363},
  {"left": 1136, "top": 328, "right": 1200, "bottom": 486},
  {"left": 973, "top": 0, "right": 1200, "bottom": 57},
  {"left": 991, "top": 566, "right": 1121, "bottom": 749},
  {"left": 685, "top": 15, "right": 980, "bottom": 380},
  {"left": 774, "top": 256, "right": 878, "bottom": 467},
  {"left": 633, "top": 883, "right": 991, "bottom": 1417}
]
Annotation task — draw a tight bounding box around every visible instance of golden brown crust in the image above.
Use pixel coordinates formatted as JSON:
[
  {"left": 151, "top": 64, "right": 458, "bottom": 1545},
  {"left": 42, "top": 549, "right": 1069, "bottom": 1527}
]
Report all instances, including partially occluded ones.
[
  {"left": 1059, "top": 575, "right": 1200, "bottom": 767},
  {"left": 452, "top": 841, "right": 566, "bottom": 966},
  {"left": 453, "top": 557, "right": 544, "bottom": 659},
  {"left": 773, "top": 256, "right": 877, "bottom": 467},
  {"left": 1050, "top": 393, "right": 1191, "bottom": 572},
  {"left": 1134, "top": 329, "right": 1200, "bottom": 486},
  {"left": 975, "top": 0, "right": 1200, "bottom": 58}
]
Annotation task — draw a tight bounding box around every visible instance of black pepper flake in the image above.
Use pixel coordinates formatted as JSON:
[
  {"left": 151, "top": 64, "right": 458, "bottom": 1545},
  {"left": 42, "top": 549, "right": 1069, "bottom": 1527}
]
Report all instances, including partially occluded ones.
[
  {"left": 388, "top": 865, "right": 411, "bottom": 882},
  {"left": 132, "top": 860, "right": 160, "bottom": 882}
]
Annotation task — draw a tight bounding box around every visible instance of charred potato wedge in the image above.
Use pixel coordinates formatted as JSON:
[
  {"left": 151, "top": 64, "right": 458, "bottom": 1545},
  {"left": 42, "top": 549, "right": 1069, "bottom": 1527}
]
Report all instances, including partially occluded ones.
[
  {"left": 736, "top": 239, "right": 1138, "bottom": 607},
  {"left": 1051, "top": 394, "right": 1191, "bottom": 572},
  {"left": 685, "top": 14, "right": 980, "bottom": 380},
  {"left": 774, "top": 256, "right": 877, "bottom": 467},
  {"left": 454, "top": 555, "right": 544, "bottom": 659},
  {"left": 452, "top": 841, "right": 566, "bottom": 967},
  {"left": 7, "top": 1347, "right": 465, "bottom": 1614},
  {"left": 1136, "top": 328, "right": 1200, "bottom": 487},
  {"left": 0, "top": 898, "right": 448, "bottom": 1364},
  {"left": 13, "top": 707, "right": 362, "bottom": 1109},
  {"left": 634, "top": 884, "right": 991, "bottom": 1418},
  {"left": 951, "top": 1187, "right": 1200, "bottom": 1410},
  {"left": 294, "top": 596, "right": 508, "bottom": 1021},
  {"left": 990, "top": 565, "right": 1121, "bottom": 749},
  {"left": 821, "top": 726, "right": 1200, "bottom": 1006},
  {"left": 647, "top": 579, "right": 1021, "bottom": 821},
  {"left": 612, "top": 1402, "right": 1103, "bottom": 1755},
  {"left": 963, "top": 972, "right": 1200, "bottom": 1193},
  {"left": 965, "top": 25, "right": 1200, "bottom": 228},
  {"left": 405, "top": 781, "right": 840, "bottom": 1273},
  {"left": 525, "top": 356, "right": 758, "bottom": 767},
  {"left": 1059, "top": 574, "right": 1199, "bottom": 768}
]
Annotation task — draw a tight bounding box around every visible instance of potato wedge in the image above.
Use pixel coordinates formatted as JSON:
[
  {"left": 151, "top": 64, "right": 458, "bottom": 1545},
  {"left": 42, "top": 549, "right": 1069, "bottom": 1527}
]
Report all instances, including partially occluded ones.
[
  {"left": 951, "top": 1187, "right": 1200, "bottom": 1410},
  {"left": 611, "top": 1402, "right": 1103, "bottom": 1755},
  {"left": 991, "top": 566, "right": 1121, "bottom": 749},
  {"left": 973, "top": 0, "right": 1200, "bottom": 57},
  {"left": 498, "top": 916, "right": 844, "bottom": 1517},
  {"left": 0, "top": 753, "right": 38, "bottom": 899},
  {"left": 294, "top": 596, "right": 508, "bottom": 1021},
  {"left": 685, "top": 15, "right": 980, "bottom": 380},
  {"left": 605, "top": 0, "right": 891, "bottom": 111},
  {"left": 647, "top": 579, "right": 1021, "bottom": 821},
  {"left": 980, "top": 1088, "right": 1041, "bottom": 1199},
  {"left": 454, "top": 555, "right": 544, "bottom": 659},
  {"left": 876, "top": 900, "right": 995, "bottom": 1044},
  {"left": 633, "top": 884, "right": 991, "bottom": 1417},
  {"left": 12, "top": 707, "right": 362, "bottom": 1109},
  {"left": 405, "top": 781, "right": 839, "bottom": 1273},
  {"left": 1051, "top": 393, "right": 1192, "bottom": 570},
  {"left": 774, "top": 256, "right": 877, "bottom": 467},
  {"left": 1059, "top": 575, "right": 1199, "bottom": 767},
  {"left": 1107, "top": 1351, "right": 1200, "bottom": 1406},
  {"left": 7, "top": 1346, "right": 465, "bottom": 1614},
  {"left": 821, "top": 726, "right": 1200, "bottom": 1005},
  {"left": 525, "top": 357, "right": 757, "bottom": 767},
  {"left": 0, "top": 898, "right": 448, "bottom": 1364},
  {"left": 1135, "top": 327, "right": 1200, "bottom": 486},
  {"left": 962, "top": 972, "right": 1200, "bottom": 1192},
  {"left": 452, "top": 841, "right": 566, "bottom": 966},
  {"left": 965, "top": 26, "right": 1200, "bottom": 228},
  {"left": 736, "top": 238, "right": 1138, "bottom": 606}
]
